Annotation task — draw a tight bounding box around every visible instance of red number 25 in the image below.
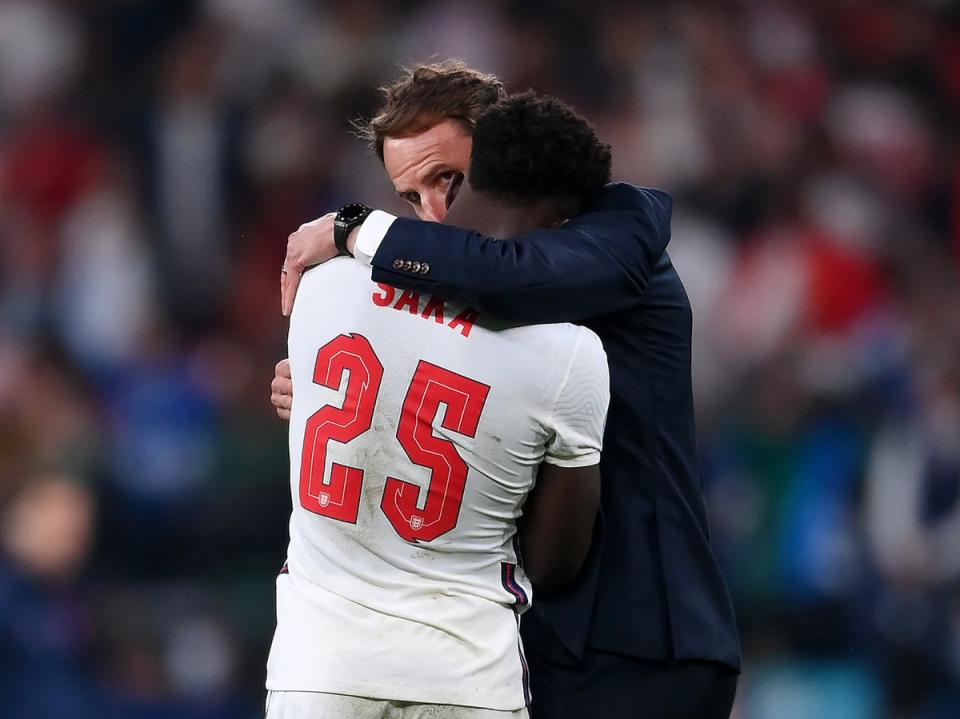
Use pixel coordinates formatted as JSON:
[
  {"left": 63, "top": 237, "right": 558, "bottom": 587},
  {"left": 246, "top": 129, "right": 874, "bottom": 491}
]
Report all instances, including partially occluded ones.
[{"left": 299, "top": 333, "right": 489, "bottom": 543}]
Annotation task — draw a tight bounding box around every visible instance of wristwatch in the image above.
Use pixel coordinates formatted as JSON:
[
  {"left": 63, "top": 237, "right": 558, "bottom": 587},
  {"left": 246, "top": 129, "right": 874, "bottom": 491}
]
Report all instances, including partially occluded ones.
[{"left": 334, "top": 203, "right": 372, "bottom": 257}]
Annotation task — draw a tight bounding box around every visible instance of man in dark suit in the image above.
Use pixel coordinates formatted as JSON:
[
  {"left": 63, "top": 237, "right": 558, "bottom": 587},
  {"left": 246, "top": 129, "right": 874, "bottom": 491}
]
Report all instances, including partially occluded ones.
[{"left": 273, "top": 61, "right": 740, "bottom": 718}]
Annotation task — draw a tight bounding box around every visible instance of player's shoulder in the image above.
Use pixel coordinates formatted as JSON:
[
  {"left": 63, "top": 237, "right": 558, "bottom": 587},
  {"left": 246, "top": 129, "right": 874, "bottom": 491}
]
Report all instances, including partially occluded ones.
[
  {"left": 299, "top": 257, "right": 365, "bottom": 288},
  {"left": 292, "top": 258, "right": 366, "bottom": 311},
  {"left": 497, "top": 322, "right": 606, "bottom": 371},
  {"left": 570, "top": 325, "right": 606, "bottom": 366},
  {"left": 562, "top": 326, "right": 607, "bottom": 384}
]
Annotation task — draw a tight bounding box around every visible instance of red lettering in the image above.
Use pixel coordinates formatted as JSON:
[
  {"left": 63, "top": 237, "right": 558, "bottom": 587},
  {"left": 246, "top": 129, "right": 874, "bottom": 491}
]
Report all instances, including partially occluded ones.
[
  {"left": 299, "top": 334, "right": 383, "bottom": 523},
  {"left": 421, "top": 296, "right": 446, "bottom": 324},
  {"left": 372, "top": 284, "right": 396, "bottom": 307},
  {"left": 383, "top": 361, "right": 489, "bottom": 542},
  {"left": 448, "top": 308, "right": 479, "bottom": 338},
  {"left": 393, "top": 290, "right": 421, "bottom": 314},
  {"left": 374, "top": 288, "right": 478, "bottom": 337}
]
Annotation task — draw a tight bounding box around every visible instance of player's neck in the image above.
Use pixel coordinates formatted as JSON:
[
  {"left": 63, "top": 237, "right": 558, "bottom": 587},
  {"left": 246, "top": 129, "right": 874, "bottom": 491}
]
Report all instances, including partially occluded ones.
[{"left": 487, "top": 202, "right": 563, "bottom": 237}]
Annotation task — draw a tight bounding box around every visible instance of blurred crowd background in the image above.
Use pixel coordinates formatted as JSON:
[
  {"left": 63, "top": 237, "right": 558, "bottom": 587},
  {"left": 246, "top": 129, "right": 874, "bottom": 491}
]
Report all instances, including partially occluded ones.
[{"left": 1, "top": 1, "right": 958, "bottom": 718}]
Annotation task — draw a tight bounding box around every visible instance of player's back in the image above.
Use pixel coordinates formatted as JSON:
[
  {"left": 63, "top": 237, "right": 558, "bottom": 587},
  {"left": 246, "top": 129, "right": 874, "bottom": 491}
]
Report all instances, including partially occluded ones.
[{"left": 266, "top": 258, "right": 607, "bottom": 711}]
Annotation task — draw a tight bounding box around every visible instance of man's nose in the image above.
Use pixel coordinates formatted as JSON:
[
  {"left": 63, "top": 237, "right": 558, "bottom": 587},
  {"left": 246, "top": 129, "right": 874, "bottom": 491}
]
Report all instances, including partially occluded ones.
[{"left": 420, "top": 191, "right": 448, "bottom": 223}]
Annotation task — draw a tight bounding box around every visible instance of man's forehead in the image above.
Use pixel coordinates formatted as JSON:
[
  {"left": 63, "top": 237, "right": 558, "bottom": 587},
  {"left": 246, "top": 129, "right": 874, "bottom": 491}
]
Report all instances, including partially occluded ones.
[{"left": 383, "top": 119, "right": 472, "bottom": 183}]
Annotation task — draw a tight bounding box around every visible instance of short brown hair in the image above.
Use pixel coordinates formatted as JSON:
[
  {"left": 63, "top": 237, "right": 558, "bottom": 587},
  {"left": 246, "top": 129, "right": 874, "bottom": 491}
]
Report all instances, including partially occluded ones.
[{"left": 356, "top": 60, "right": 507, "bottom": 162}]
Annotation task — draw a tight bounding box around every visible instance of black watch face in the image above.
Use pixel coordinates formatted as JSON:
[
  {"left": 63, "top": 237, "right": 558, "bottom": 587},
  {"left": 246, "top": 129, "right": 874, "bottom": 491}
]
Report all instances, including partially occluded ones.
[{"left": 339, "top": 204, "right": 369, "bottom": 224}]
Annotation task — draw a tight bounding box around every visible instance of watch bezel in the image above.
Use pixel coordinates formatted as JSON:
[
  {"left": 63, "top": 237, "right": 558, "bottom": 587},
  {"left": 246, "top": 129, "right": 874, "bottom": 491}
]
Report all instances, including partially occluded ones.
[
  {"left": 336, "top": 203, "right": 371, "bottom": 226},
  {"left": 334, "top": 203, "right": 372, "bottom": 257}
]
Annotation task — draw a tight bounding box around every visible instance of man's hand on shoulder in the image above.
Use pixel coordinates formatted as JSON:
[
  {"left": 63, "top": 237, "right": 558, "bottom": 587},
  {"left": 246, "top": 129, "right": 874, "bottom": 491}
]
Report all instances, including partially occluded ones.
[
  {"left": 281, "top": 212, "right": 363, "bottom": 316},
  {"left": 270, "top": 359, "right": 293, "bottom": 420},
  {"left": 282, "top": 212, "right": 336, "bottom": 316}
]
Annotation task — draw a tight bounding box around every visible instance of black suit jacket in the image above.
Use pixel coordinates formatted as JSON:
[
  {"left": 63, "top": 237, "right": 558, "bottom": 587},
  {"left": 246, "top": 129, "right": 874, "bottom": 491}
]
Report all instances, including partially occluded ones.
[{"left": 369, "top": 183, "right": 741, "bottom": 670}]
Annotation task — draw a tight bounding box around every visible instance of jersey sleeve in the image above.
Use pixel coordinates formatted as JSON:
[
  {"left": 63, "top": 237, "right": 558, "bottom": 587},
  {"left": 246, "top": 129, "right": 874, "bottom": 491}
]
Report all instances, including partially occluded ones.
[{"left": 542, "top": 328, "right": 611, "bottom": 468}]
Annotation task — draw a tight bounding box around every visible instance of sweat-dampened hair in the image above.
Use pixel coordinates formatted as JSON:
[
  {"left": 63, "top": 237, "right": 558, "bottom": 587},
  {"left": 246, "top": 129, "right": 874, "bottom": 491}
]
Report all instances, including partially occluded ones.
[
  {"left": 355, "top": 60, "right": 507, "bottom": 162},
  {"left": 468, "top": 91, "right": 612, "bottom": 215}
]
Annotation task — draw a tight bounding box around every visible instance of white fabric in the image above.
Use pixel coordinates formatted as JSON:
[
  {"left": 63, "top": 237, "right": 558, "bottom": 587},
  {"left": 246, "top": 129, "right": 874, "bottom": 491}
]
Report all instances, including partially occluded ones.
[
  {"left": 265, "top": 690, "right": 529, "bottom": 719},
  {"left": 353, "top": 210, "right": 397, "bottom": 266},
  {"left": 542, "top": 329, "right": 611, "bottom": 467},
  {"left": 267, "top": 259, "right": 609, "bottom": 710}
]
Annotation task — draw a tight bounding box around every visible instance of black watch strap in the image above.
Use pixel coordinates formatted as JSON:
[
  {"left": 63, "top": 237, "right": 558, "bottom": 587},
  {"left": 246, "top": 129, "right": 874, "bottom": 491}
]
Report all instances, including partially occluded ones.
[{"left": 334, "top": 203, "right": 372, "bottom": 257}]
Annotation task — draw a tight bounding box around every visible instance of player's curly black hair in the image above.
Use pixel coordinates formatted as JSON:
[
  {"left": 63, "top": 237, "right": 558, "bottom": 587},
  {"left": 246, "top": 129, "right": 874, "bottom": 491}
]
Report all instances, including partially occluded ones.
[{"left": 468, "top": 91, "right": 612, "bottom": 215}]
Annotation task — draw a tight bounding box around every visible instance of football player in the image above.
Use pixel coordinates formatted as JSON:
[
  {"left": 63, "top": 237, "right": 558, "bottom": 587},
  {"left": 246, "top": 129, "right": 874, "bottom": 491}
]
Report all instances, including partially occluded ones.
[{"left": 265, "top": 93, "right": 612, "bottom": 719}]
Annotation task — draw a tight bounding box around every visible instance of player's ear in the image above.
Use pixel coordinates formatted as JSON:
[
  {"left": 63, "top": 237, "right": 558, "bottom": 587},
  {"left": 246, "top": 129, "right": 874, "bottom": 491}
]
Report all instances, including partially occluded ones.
[
  {"left": 444, "top": 183, "right": 487, "bottom": 230},
  {"left": 445, "top": 172, "right": 464, "bottom": 209}
]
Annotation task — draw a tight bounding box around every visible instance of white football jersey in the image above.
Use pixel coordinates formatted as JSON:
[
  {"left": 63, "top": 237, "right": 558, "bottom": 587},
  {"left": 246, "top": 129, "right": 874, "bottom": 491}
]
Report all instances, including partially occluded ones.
[{"left": 266, "top": 258, "right": 609, "bottom": 711}]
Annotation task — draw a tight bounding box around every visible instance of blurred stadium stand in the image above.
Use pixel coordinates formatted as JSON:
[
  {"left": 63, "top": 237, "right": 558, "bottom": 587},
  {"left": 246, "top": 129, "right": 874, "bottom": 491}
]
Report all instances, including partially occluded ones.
[{"left": 0, "top": 1, "right": 958, "bottom": 717}]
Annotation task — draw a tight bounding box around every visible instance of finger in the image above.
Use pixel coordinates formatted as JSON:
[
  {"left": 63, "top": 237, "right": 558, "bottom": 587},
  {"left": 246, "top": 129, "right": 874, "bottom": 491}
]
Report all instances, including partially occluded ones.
[
  {"left": 271, "top": 391, "right": 293, "bottom": 411},
  {"left": 280, "top": 267, "right": 288, "bottom": 314},
  {"left": 271, "top": 376, "right": 293, "bottom": 396},
  {"left": 282, "top": 265, "right": 302, "bottom": 317},
  {"left": 276, "top": 407, "right": 291, "bottom": 421},
  {"left": 277, "top": 358, "right": 291, "bottom": 378},
  {"left": 270, "top": 382, "right": 292, "bottom": 401}
]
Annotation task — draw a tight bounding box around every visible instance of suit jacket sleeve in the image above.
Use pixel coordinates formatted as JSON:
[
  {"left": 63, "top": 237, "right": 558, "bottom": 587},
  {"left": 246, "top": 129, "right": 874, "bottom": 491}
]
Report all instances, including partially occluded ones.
[{"left": 370, "top": 184, "right": 673, "bottom": 324}]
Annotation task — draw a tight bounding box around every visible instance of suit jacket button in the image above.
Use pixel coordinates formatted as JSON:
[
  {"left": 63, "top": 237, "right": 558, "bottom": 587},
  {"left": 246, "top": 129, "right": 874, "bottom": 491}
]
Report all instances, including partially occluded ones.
[
  {"left": 419, "top": 263, "right": 430, "bottom": 274},
  {"left": 411, "top": 262, "right": 421, "bottom": 273},
  {"left": 402, "top": 260, "right": 413, "bottom": 271},
  {"left": 392, "top": 259, "right": 403, "bottom": 269}
]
